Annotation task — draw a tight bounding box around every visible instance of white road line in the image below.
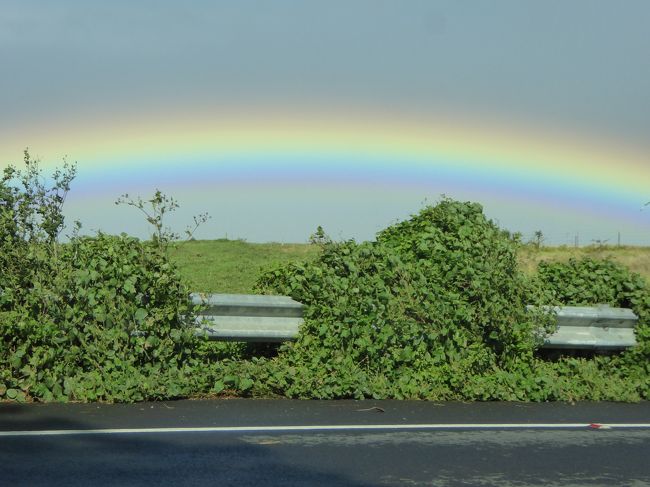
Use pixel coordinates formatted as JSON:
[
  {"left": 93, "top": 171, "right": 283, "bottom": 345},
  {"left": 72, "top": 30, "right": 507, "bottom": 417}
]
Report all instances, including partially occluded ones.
[{"left": 1, "top": 423, "right": 650, "bottom": 437}]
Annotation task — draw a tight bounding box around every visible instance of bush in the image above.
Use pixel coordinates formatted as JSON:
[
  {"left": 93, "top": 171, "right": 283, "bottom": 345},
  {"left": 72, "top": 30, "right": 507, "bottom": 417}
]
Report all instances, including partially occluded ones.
[
  {"left": 254, "top": 201, "right": 650, "bottom": 401},
  {"left": 0, "top": 154, "right": 199, "bottom": 402},
  {"left": 256, "top": 198, "right": 555, "bottom": 399},
  {"left": 534, "top": 257, "right": 650, "bottom": 400},
  {"left": 536, "top": 257, "right": 648, "bottom": 308}
]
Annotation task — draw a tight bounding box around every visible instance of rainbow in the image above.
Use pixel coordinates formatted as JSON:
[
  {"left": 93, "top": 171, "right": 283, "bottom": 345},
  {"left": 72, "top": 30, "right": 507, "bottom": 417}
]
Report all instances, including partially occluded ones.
[{"left": 1, "top": 108, "right": 648, "bottom": 241}]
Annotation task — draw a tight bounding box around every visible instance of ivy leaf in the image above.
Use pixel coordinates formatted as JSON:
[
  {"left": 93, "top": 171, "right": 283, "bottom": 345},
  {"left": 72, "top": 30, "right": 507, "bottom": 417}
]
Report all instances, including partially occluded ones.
[{"left": 134, "top": 308, "right": 148, "bottom": 323}]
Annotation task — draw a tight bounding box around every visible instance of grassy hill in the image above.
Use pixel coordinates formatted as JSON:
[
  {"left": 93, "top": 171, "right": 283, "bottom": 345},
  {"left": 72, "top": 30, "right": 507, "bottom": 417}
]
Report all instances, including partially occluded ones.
[
  {"left": 172, "top": 240, "right": 650, "bottom": 294},
  {"left": 171, "top": 239, "right": 320, "bottom": 293}
]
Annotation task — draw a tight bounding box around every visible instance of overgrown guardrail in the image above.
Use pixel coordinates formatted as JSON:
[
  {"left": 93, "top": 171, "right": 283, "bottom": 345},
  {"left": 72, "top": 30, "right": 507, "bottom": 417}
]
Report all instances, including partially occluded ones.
[
  {"left": 530, "top": 305, "right": 638, "bottom": 350},
  {"left": 191, "top": 293, "right": 304, "bottom": 342},
  {"left": 193, "top": 293, "right": 638, "bottom": 350}
]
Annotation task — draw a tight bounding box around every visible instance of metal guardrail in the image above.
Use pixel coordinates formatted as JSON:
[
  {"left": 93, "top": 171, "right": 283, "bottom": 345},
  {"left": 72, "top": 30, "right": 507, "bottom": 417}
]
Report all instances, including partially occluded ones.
[
  {"left": 530, "top": 305, "right": 638, "bottom": 350},
  {"left": 191, "top": 293, "right": 304, "bottom": 342},
  {"left": 192, "top": 293, "right": 639, "bottom": 350}
]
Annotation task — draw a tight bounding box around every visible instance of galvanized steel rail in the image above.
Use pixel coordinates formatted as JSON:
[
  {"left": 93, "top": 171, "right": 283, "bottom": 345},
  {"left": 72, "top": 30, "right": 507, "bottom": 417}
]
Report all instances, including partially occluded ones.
[
  {"left": 531, "top": 305, "right": 638, "bottom": 350},
  {"left": 191, "top": 293, "right": 638, "bottom": 350},
  {"left": 191, "top": 293, "right": 304, "bottom": 342}
]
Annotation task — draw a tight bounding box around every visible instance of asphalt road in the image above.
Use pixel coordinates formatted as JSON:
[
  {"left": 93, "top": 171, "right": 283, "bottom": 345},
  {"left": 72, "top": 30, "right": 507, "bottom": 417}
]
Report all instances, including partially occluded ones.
[{"left": 1, "top": 400, "right": 649, "bottom": 486}]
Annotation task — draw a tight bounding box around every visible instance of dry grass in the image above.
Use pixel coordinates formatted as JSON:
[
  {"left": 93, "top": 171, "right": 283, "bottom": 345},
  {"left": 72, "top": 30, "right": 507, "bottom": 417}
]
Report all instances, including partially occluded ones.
[{"left": 517, "top": 245, "right": 650, "bottom": 281}]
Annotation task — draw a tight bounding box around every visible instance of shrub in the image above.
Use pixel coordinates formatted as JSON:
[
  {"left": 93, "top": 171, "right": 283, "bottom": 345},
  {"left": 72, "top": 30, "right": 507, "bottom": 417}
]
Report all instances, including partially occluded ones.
[
  {"left": 257, "top": 198, "right": 554, "bottom": 399},
  {"left": 254, "top": 202, "right": 650, "bottom": 401},
  {"left": 0, "top": 154, "right": 199, "bottom": 402},
  {"left": 534, "top": 257, "right": 650, "bottom": 399},
  {"left": 536, "top": 257, "right": 648, "bottom": 308}
]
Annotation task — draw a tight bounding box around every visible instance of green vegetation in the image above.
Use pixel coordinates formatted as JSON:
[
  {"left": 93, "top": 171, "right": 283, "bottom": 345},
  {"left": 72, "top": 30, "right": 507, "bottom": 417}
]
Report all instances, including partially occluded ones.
[
  {"left": 1, "top": 153, "right": 649, "bottom": 403},
  {"left": 170, "top": 238, "right": 650, "bottom": 294},
  {"left": 255, "top": 201, "right": 650, "bottom": 401},
  {"left": 171, "top": 240, "right": 319, "bottom": 293},
  {"left": 518, "top": 245, "right": 650, "bottom": 282},
  {"left": 255, "top": 200, "right": 555, "bottom": 399},
  {"left": 0, "top": 153, "right": 200, "bottom": 402}
]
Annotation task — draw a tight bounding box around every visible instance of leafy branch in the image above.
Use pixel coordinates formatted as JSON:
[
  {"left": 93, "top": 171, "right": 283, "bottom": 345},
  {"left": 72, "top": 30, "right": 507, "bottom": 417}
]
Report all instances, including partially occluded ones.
[{"left": 115, "top": 189, "right": 211, "bottom": 250}]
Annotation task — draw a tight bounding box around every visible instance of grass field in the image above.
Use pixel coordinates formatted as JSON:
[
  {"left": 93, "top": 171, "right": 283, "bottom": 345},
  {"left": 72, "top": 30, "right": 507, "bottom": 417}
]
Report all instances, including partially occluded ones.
[
  {"left": 173, "top": 240, "right": 650, "bottom": 294},
  {"left": 171, "top": 239, "right": 319, "bottom": 293}
]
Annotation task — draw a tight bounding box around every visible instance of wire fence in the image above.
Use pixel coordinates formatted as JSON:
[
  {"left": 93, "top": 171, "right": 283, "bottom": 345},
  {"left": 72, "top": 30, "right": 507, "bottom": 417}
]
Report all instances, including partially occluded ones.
[{"left": 521, "top": 231, "right": 649, "bottom": 248}]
